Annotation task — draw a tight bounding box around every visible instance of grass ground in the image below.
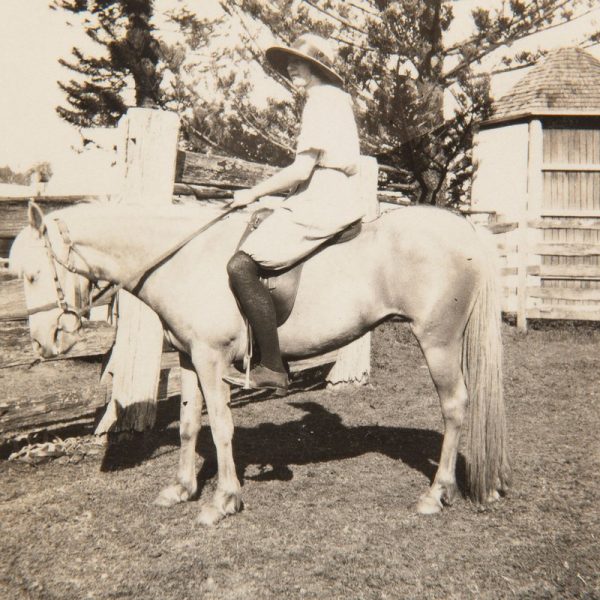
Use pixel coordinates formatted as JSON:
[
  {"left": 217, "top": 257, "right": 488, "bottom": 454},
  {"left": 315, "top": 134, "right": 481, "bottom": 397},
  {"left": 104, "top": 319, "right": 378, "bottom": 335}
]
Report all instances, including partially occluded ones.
[{"left": 0, "top": 321, "right": 598, "bottom": 600}]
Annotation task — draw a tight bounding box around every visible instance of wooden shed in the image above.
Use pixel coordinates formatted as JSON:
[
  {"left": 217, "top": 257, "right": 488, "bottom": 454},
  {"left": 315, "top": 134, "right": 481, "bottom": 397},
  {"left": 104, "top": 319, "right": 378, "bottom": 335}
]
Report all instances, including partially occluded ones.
[{"left": 472, "top": 47, "right": 600, "bottom": 327}]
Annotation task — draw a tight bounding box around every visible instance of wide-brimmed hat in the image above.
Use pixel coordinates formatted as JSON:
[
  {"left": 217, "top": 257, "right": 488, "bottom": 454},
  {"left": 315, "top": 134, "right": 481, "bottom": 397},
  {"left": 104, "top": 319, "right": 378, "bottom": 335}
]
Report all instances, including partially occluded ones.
[{"left": 266, "top": 33, "right": 344, "bottom": 87}]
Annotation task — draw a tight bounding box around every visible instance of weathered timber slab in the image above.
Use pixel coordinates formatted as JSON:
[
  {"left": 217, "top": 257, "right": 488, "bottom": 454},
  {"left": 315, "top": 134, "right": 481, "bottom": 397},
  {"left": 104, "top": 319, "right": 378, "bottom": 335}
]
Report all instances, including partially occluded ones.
[
  {"left": 535, "top": 242, "right": 600, "bottom": 256},
  {"left": 0, "top": 320, "right": 115, "bottom": 369},
  {"left": 532, "top": 264, "right": 600, "bottom": 279},
  {"left": 0, "top": 279, "right": 27, "bottom": 320},
  {"left": 527, "top": 306, "right": 600, "bottom": 320},
  {"left": 289, "top": 351, "right": 338, "bottom": 372},
  {"left": 528, "top": 286, "right": 600, "bottom": 301},
  {"left": 0, "top": 269, "right": 14, "bottom": 282},
  {"left": 376, "top": 191, "right": 411, "bottom": 206},
  {"left": 175, "top": 150, "right": 278, "bottom": 188},
  {"left": 0, "top": 358, "right": 108, "bottom": 440},
  {"left": 173, "top": 183, "right": 234, "bottom": 199},
  {"left": 488, "top": 221, "right": 518, "bottom": 234},
  {"left": 531, "top": 217, "right": 600, "bottom": 230},
  {"left": 0, "top": 196, "right": 97, "bottom": 241}
]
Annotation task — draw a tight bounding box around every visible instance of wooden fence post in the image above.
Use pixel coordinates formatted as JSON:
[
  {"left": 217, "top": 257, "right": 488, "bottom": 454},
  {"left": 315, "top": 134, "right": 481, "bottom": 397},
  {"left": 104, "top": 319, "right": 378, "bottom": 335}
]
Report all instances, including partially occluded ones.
[
  {"left": 96, "top": 108, "right": 180, "bottom": 434},
  {"left": 326, "top": 156, "right": 379, "bottom": 387},
  {"left": 517, "top": 119, "right": 543, "bottom": 332}
]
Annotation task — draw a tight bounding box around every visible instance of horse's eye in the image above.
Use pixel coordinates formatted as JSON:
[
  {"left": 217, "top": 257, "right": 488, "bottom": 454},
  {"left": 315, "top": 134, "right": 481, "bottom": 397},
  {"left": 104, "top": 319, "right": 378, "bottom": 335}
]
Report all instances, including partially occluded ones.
[{"left": 26, "top": 272, "right": 38, "bottom": 284}]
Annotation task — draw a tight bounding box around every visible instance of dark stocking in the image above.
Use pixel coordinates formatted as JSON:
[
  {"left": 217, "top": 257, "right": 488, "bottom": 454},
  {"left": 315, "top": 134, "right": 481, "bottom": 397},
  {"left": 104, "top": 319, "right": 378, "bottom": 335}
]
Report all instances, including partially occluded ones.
[{"left": 226, "top": 251, "right": 285, "bottom": 373}]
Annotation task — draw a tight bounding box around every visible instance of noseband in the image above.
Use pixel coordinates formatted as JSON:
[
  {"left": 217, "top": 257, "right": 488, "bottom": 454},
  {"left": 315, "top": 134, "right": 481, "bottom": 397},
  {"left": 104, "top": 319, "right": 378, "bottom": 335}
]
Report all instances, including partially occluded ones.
[{"left": 27, "top": 219, "right": 96, "bottom": 334}]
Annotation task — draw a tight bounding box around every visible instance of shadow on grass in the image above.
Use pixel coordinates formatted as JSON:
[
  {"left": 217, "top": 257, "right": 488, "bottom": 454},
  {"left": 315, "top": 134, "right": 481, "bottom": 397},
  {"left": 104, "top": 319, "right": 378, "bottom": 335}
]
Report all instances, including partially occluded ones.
[
  {"left": 98, "top": 365, "right": 333, "bottom": 472},
  {"left": 100, "top": 392, "right": 467, "bottom": 499},
  {"left": 226, "top": 401, "right": 465, "bottom": 497}
]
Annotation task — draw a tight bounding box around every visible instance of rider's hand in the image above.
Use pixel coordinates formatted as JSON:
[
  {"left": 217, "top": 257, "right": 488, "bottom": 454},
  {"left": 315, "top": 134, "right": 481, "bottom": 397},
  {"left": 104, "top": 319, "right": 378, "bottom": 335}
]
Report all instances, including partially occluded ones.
[{"left": 229, "top": 189, "right": 259, "bottom": 209}]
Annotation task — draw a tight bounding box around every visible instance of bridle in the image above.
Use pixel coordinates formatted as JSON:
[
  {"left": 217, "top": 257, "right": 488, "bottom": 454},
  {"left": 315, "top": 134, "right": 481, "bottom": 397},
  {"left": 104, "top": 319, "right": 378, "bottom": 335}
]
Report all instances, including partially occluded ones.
[{"left": 27, "top": 218, "right": 100, "bottom": 336}]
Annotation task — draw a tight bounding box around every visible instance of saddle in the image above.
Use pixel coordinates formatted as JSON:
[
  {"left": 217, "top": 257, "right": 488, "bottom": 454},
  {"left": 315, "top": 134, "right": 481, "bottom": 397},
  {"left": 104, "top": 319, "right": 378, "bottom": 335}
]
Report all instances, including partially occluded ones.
[{"left": 238, "top": 207, "right": 362, "bottom": 326}]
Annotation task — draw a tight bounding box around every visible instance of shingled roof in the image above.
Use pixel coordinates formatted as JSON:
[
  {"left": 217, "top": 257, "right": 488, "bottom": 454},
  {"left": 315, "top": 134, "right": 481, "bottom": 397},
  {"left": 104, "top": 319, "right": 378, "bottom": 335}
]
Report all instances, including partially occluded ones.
[{"left": 488, "top": 47, "right": 600, "bottom": 124}]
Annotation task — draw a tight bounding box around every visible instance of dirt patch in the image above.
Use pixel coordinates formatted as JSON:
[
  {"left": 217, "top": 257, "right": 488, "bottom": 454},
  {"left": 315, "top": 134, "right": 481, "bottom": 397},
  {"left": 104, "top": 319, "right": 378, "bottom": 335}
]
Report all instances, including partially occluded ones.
[{"left": 0, "top": 321, "right": 598, "bottom": 600}]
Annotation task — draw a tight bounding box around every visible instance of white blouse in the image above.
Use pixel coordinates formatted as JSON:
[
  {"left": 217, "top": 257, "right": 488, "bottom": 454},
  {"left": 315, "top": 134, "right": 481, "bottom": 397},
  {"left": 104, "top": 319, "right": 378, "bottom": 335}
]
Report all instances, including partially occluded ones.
[{"left": 296, "top": 84, "right": 360, "bottom": 176}]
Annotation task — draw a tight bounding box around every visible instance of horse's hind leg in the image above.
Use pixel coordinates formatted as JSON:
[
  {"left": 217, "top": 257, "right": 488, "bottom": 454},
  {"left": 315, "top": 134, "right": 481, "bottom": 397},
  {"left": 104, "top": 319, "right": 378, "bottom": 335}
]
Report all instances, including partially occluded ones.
[
  {"left": 155, "top": 352, "right": 204, "bottom": 507},
  {"left": 192, "top": 346, "right": 242, "bottom": 526},
  {"left": 415, "top": 340, "right": 468, "bottom": 514}
]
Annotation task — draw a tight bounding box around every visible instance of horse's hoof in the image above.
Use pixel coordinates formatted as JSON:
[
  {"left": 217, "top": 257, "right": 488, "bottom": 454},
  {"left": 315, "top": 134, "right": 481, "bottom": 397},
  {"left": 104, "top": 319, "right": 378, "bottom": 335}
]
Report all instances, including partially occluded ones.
[
  {"left": 223, "top": 493, "right": 243, "bottom": 515},
  {"left": 486, "top": 489, "right": 501, "bottom": 503},
  {"left": 197, "top": 504, "right": 225, "bottom": 527},
  {"left": 416, "top": 494, "right": 443, "bottom": 515},
  {"left": 154, "top": 484, "right": 190, "bottom": 507},
  {"left": 441, "top": 483, "right": 459, "bottom": 506}
]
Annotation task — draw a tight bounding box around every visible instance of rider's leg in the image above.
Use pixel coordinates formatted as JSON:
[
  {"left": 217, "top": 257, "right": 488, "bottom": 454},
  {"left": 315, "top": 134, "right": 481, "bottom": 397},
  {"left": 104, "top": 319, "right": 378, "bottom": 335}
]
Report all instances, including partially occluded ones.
[
  {"left": 226, "top": 250, "right": 286, "bottom": 376},
  {"left": 224, "top": 202, "right": 349, "bottom": 391}
]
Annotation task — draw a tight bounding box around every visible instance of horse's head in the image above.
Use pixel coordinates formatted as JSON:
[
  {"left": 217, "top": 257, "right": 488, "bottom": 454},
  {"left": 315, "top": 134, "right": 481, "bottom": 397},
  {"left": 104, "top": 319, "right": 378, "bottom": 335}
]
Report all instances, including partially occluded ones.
[{"left": 9, "top": 202, "right": 92, "bottom": 358}]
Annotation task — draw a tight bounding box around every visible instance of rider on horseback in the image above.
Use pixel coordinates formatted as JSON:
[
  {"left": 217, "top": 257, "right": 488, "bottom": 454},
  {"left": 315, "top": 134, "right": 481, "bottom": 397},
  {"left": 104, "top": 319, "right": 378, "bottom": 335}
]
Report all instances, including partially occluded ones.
[{"left": 224, "top": 33, "right": 363, "bottom": 395}]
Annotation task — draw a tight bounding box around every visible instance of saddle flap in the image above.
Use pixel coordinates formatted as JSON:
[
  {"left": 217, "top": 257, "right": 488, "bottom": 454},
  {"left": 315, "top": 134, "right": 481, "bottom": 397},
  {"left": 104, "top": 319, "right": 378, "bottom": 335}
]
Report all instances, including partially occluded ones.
[
  {"left": 238, "top": 207, "right": 363, "bottom": 326},
  {"left": 331, "top": 220, "right": 362, "bottom": 244}
]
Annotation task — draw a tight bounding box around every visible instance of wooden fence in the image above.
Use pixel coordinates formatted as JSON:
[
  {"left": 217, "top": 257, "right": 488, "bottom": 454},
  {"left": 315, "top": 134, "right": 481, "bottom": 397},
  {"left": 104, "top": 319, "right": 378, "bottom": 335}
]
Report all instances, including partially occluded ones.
[
  {"left": 485, "top": 209, "right": 600, "bottom": 329},
  {"left": 8, "top": 110, "right": 600, "bottom": 443},
  {"left": 0, "top": 109, "right": 410, "bottom": 445}
]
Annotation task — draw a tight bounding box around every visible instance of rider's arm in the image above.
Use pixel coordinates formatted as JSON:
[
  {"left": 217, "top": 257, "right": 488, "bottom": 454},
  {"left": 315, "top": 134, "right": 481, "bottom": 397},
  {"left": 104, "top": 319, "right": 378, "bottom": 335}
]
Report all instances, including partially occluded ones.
[{"left": 230, "top": 150, "right": 319, "bottom": 208}]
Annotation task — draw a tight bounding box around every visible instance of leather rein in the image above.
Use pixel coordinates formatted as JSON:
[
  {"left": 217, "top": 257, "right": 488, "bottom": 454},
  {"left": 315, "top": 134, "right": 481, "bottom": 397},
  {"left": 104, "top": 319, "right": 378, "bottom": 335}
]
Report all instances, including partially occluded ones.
[{"left": 28, "top": 204, "right": 239, "bottom": 327}]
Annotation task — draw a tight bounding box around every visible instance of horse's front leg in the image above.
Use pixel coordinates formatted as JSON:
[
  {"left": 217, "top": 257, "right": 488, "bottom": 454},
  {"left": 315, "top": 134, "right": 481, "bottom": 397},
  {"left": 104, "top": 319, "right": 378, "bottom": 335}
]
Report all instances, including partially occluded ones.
[
  {"left": 155, "top": 352, "right": 204, "bottom": 507},
  {"left": 192, "top": 346, "right": 242, "bottom": 526}
]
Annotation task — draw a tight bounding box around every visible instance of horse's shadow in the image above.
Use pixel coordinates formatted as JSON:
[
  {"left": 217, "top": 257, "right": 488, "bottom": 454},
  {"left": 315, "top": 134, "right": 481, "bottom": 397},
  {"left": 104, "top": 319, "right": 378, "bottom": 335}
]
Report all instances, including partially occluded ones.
[
  {"left": 199, "top": 400, "right": 466, "bottom": 494},
  {"left": 100, "top": 396, "right": 467, "bottom": 497}
]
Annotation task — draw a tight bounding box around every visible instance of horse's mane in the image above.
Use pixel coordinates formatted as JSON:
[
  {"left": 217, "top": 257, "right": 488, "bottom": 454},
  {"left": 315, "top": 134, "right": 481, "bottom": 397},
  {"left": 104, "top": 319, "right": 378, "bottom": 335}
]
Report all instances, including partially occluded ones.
[
  {"left": 51, "top": 199, "right": 227, "bottom": 222},
  {"left": 8, "top": 200, "right": 233, "bottom": 277}
]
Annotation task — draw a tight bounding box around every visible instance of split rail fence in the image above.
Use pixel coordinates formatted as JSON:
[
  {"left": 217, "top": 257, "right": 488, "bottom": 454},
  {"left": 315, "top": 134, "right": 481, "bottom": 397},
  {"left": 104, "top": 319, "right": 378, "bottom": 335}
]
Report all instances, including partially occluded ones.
[
  {"left": 5, "top": 108, "right": 600, "bottom": 444},
  {"left": 0, "top": 108, "right": 409, "bottom": 445}
]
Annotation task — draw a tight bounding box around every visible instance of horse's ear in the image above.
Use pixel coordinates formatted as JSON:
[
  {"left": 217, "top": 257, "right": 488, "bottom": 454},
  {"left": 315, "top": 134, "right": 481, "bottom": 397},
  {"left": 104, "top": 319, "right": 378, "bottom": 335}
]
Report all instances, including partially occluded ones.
[{"left": 28, "top": 201, "right": 45, "bottom": 238}]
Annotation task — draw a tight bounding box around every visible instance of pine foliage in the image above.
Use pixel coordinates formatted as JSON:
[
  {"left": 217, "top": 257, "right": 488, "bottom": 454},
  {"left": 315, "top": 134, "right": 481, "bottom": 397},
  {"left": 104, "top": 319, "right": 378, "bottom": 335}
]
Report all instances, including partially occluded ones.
[
  {"left": 51, "top": 0, "right": 163, "bottom": 127},
  {"left": 53, "top": 0, "right": 599, "bottom": 205}
]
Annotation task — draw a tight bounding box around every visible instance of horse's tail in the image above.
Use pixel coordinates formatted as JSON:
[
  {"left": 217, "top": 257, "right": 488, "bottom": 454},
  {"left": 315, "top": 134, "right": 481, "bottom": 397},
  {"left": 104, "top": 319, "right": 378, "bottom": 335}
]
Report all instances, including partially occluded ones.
[{"left": 462, "top": 228, "right": 511, "bottom": 504}]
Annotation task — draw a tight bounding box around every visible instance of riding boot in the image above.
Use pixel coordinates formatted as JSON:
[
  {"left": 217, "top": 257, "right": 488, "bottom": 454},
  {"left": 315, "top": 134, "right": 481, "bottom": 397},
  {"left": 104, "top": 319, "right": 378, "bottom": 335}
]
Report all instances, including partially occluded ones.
[{"left": 225, "top": 251, "right": 288, "bottom": 393}]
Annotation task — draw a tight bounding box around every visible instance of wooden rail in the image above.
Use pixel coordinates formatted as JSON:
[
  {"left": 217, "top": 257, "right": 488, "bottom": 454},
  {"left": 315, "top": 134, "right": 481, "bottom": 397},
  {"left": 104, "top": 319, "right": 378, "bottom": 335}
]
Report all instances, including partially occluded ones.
[
  {"left": 0, "top": 319, "right": 337, "bottom": 441},
  {"left": 0, "top": 320, "right": 115, "bottom": 370},
  {"left": 0, "top": 275, "right": 112, "bottom": 322},
  {"left": 487, "top": 209, "right": 600, "bottom": 327}
]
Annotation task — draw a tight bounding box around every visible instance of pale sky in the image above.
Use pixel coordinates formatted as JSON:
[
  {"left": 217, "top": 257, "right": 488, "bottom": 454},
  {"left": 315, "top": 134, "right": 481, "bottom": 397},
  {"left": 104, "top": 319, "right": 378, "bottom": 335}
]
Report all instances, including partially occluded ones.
[{"left": 1, "top": 0, "right": 599, "bottom": 192}]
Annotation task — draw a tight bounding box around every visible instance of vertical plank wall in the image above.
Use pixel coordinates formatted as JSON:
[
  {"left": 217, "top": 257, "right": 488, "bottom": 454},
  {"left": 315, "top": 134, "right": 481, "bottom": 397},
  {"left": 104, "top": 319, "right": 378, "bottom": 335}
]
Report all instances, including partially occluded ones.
[{"left": 538, "top": 121, "right": 600, "bottom": 318}]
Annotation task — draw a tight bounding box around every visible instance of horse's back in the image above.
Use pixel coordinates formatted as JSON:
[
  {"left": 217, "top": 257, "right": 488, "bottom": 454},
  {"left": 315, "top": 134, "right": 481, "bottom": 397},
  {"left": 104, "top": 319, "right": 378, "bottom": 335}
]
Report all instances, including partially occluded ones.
[{"left": 378, "top": 206, "right": 484, "bottom": 258}]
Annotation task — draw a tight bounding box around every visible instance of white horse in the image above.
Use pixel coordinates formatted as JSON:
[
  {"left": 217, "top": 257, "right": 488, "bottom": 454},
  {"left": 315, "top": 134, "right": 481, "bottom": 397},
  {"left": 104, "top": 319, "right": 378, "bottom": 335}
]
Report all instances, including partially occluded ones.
[{"left": 10, "top": 201, "right": 510, "bottom": 525}]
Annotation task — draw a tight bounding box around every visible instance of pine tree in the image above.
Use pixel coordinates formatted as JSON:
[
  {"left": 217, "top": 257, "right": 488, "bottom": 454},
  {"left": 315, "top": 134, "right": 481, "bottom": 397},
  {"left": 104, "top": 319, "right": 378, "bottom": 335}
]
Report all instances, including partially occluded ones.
[
  {"left": 51, "top": 0, "right": 163, "bottom": 127},
  {"left": 175, "top": 0, "right": 598, "bottom": 205},
  {"left": 165, "top": 4, "right": 298, "bottom": 166}
]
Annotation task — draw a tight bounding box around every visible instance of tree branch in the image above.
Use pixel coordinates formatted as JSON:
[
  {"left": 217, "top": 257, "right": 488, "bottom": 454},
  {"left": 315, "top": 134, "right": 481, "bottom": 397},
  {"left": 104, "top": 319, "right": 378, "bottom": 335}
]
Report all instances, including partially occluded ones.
[
  {"left": 445, "top": 0, "right": 577, "bottom": 54},
  {"left": 443, "top": 1, "right": 590, "bottom": 80},
  {"left": 345, "top": 0, "right": 379, "bottom": 18},
  {"left": 238, "top": 109, "right": 295, "bottom": 155},
  {"left": 218, "top": 0, "right": 295, "bottom": 93},
  {"left": 300, "top": 0, "right": 368, "bottom": 35}
]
